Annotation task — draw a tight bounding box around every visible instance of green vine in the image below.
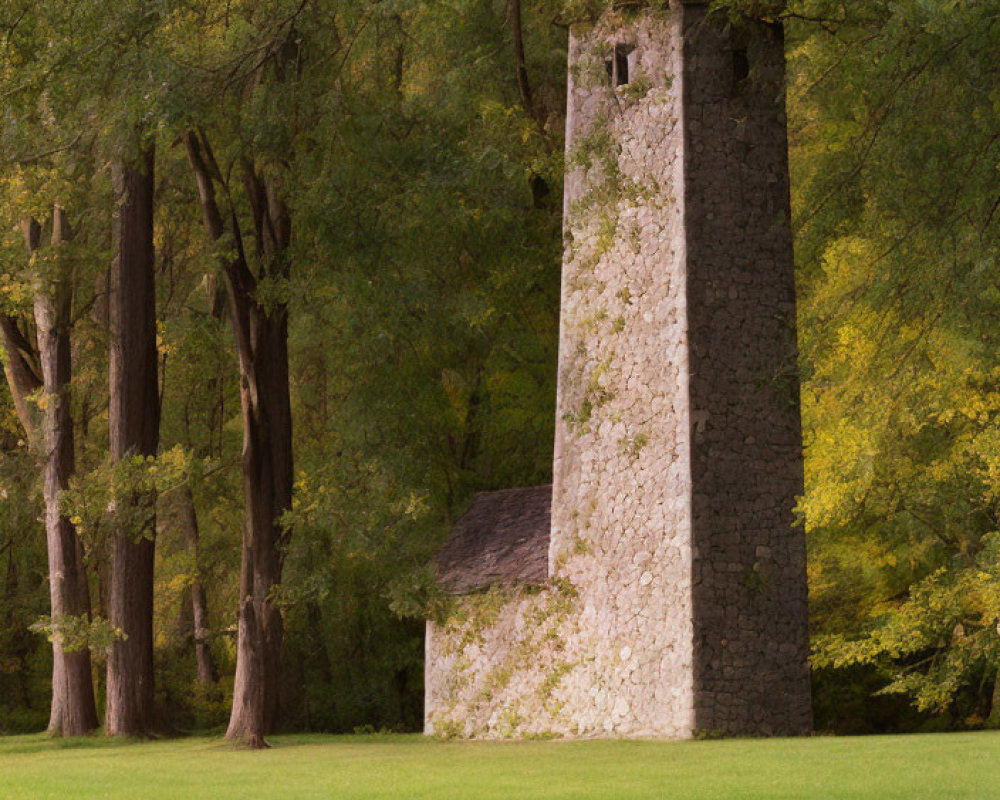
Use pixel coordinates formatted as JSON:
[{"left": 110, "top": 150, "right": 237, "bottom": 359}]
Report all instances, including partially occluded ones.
[
  {"left": 434, "top": 579, "right": 582, "bottom": 739},
  {"left": 559, "top": 1, "right": 786, "bottom": 26}
]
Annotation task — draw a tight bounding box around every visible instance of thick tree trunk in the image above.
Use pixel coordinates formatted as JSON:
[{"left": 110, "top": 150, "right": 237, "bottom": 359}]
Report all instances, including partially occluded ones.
[
  {"left": 106, "top": 148, "right": 160, "bottom": 737},
  {"left": 182, "top": 131, "right": 292, "bottom": 747},
  {"left": 35, "top": 207, "right": 99, "bottom": 736},
  {"left": 225, "top": 294, "right": 292, "bottom": 747},
  {"left": 178, "top": 484, "right": 218, "bottom": 684}
]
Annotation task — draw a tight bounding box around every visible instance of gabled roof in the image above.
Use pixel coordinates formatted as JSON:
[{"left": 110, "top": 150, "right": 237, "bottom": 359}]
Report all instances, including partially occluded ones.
[{"left": 435, "top": 485, "right": 552, "bottom": 595}]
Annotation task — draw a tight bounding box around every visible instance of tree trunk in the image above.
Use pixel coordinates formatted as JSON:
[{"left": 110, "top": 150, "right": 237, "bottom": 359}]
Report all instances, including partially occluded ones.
[
  {"left": 182, "top": 131, "right": 292, "bottom": 748},
  {"left": 225, "top": 295, "right": 292, "bottom": 747},
  {"left": 35, "top": 207, "right": 99, "bottom": 736},
  {"left": 509, "top": 0, "right": 535, "bottom": 122},
  {"left": 179, "top": 484, "right": 218, "bottom": 684},
  {"left": 106, "top": 147, "right": 160, "bottom": 737}
]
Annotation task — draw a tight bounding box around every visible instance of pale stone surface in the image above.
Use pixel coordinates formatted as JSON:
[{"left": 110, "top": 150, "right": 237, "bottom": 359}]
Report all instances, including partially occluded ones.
[{"left": 425, "top": 1, "right": 810, "bottom": 740}]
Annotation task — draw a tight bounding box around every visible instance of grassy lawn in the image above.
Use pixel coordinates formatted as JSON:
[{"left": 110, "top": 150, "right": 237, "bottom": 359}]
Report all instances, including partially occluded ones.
[{"left": 0, "top": 730, "right": 998, "bottom": 799}]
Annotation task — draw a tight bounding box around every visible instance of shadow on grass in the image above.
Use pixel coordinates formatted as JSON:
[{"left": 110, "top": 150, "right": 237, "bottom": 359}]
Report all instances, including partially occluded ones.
[
  {"left": 0, "top": 730, "right": 432, "bottom": 758},
  {"left": 264, "top": 732, "right": 426, "bottom": 749},
  {"left": 0, "top": 730, "right": 220, "bottom": 756}
]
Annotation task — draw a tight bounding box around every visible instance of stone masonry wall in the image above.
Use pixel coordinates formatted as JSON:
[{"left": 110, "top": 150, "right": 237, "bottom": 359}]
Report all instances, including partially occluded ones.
[
  {"left": 426, "top": 9, "right": 695, "bottom": 739},
  {"left": 547, "top": 5, "right": 696, "bottom": 737},
  {"left": 425, "top": 1, "right": 810, "bottom": 739},
  {"left": 424, "top": 583, "right": 580, "bottom": 738},
  {"left": 681, "top": 6, "right": 811, "bottom": 735}
]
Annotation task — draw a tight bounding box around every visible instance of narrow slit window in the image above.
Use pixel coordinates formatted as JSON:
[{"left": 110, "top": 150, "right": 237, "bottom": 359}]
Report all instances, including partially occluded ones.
[
  {"left": 607, "top": 44, "right": 634, "bottom": 87},
  {"left": 615, "top": 44, "right": 630, "bottom": 86},
  {"left": 732, "top": 48, "right": 750, "bottom": 85}
]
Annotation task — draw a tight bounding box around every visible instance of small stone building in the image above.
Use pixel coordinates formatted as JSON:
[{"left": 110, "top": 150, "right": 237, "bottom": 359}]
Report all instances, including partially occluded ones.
[{"left": 424, "top": 0, "right": 812, "bottom": 739}]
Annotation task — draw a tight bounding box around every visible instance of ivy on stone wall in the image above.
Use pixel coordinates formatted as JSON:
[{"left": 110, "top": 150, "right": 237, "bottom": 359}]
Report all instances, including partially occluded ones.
[{"left": 559, "top": 0, "right": 787, "bottom": 26}]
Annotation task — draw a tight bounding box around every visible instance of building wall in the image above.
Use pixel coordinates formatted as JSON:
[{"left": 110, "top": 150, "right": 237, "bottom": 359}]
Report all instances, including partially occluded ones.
[
  {"left": 680, "top": 6, "right": 811, "bottom": 736},
  {"left": 549, "top": 4, "right": 697, "bottom": 737},
  {"left": 425, "top": 1, "right": 810, "bottom": 739},
  {"left": 424, "top": 586, "right": 574, "bottom": 738}
]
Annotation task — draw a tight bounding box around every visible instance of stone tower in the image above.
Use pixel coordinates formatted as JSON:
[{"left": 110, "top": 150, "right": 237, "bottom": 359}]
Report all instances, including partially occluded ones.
[{"left": 425, "top": 0, "right": 811, "bottom": 739}]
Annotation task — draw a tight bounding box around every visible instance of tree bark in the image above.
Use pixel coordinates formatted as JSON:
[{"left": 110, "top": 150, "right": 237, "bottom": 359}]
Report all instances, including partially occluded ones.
[
  {"left": 509, "top": 0, "right": 535, "bottom": 122},
  {"left": 226, "top": 303, "right": 291, "bottom": 747},
  {"left": 0, "top": 213, "right": 98, "bottom": 736},
  {"left": 35, "top": 207, "right": 100, "bottom": 736},
  {"left": 183, "top": 131, "right": 293, "bottom": 748},
  {"left": 106, "top": 147, "right": 160, "bottom": 737},
  {"left": 507, "top": 0, "right": 553, "bottom": 206}
]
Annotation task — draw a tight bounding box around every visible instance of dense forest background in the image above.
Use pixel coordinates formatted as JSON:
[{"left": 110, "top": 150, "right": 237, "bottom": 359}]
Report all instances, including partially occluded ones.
[{"left": 0, "top": 0, "right": 998, "bottom": 739}]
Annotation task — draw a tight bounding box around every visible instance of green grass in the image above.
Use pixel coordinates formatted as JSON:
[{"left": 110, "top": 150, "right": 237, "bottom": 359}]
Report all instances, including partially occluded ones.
[{"left": 1, "top": 730, "right": 998, "bottom": 799}]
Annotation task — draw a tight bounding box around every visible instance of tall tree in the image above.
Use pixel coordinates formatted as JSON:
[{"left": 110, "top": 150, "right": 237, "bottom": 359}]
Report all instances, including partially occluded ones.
[
  {"left": 35, "top": 207, "right": 100, "bottom": 736},
  {"left": 0, "top": 210, "right": 100, "bottom": 736},
  {"left": 183, "top": 128, "right": 293, "bottom": 747},
  {"left": 106, "top": 146, "right": 160, "bottom": 737}
]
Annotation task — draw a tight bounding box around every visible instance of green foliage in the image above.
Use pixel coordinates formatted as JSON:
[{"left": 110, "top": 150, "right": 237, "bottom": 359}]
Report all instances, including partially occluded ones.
[
  {"left": 557, "top": 0, "right": 786, "bottom": 25},
  {"left": 29, "top": 615, "right": 124, "bottom": 656},
  {"left": 620, "top": 72, "right": 653, "bottom": 103},
  {"left": 0, "top": 445, "right": 49, "bottom": 728},
  {"left": 61, "top": 448, "right": 192, "bottom": 550},
  {"left": 1, "top": 0, "right": 997, "bottom": 742},
  {"left": 791, "top": 0, "right": 1000, "bottom": 728}
]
